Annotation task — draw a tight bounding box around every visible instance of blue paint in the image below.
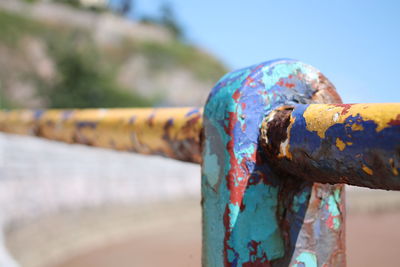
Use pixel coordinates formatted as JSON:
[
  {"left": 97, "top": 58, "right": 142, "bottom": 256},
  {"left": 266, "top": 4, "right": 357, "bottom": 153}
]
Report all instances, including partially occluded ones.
[
  {"left": 75, "top": 121, "right": 97, "bottom": 129},
  {"left": 33, "top": 109, "right": 44, "bottom": 120},
  {"left": 202, "top": 59, "right": 341, "bottom": 266},
  {"left": 185, "top": 107, "right": 200, "bottom": 117},
  {"left": 289, "top": 105, "right": 400, "bottom": 188}
]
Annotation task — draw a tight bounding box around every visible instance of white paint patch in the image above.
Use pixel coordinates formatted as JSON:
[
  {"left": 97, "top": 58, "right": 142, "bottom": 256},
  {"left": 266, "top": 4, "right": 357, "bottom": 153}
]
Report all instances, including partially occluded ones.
[
  {"left": 333, "top": 112, "right": 340, "bottom": 122},
  {"left": 264, "top": 112, "right": 277, "bottom": 145},
  {"left": 267, "top": 111, "right": 277, "bottom": 123},
  {"left": 98, "top": 108, "right": 108, "bottom": 117},
  {"left": 280, "top": 138, "right": 289, "bottom": 157}
]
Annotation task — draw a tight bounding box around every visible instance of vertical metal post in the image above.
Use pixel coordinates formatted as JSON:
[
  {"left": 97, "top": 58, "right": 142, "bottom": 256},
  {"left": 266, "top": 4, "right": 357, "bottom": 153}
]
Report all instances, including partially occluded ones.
[{"left": 202, "top": 59, "right": 345, "bottom": 266}]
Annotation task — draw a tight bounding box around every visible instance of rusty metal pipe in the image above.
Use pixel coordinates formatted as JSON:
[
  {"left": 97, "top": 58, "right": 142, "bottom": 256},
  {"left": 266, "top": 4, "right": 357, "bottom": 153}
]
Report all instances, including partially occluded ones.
[
  {"left": 0, "top": 108, "right": 203, "bottom": 163},
  {"left": 261, "top": 103, "right": 400, "bottom": 190}
]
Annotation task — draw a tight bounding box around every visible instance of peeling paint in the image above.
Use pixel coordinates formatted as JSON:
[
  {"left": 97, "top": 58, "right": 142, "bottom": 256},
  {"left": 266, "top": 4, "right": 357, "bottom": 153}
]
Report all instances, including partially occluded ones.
[
  {"left": 362, "top": 164, "right": 373, "bottom": 175},
  {"left": 335, "top": 138, "right": 346, "bottom": 151},
  {"left": 0, "top": 107, "right": 203, "bottom": 163},
  {"left": 292, "top": 251, "right": 317, "bottom": 267},
  {"left": 261, "top": 103, "right": 400, "bottom": 190},
  {"left": 202, "top": 59, "right": 345, "bottom": 266},
  {"left": 4, "top": 59, "right": 388, "bottom": 266},
  {"left": 302, "top": 103, "right": 400, "bottom": 138},
  {"left": 389, "top": 158, "right": 399, "bottom": 176}
]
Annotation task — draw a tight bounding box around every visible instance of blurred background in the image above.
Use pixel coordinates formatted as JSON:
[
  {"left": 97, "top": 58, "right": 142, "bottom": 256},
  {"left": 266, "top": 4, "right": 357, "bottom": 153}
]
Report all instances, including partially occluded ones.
[{"left": 0, "top": 0, "right": 399, "bottom": 266}]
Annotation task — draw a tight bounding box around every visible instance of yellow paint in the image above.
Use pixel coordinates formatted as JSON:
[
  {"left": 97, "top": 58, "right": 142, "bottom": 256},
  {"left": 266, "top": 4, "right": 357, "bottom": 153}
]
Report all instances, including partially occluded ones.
[
  {"left": 0, "top": 107, "right": 203, "bottom": 163},
  {"left": 389, "top": 158, "right": 399, "bottom": 176},
  {"left": 302, "top": 103, "right": 400, "bottom": 138},
  {"left": 279, "top": 115, "right": 295, "bottom": 160},
  {"left": 350, "top": 123, "right": 364, "bottom": 131},
  {"left": 362, "top": 164, "right": 374, "bottom": 175},
  {"left": 335, "top": 138, "right": 346, "bottom": 151}
]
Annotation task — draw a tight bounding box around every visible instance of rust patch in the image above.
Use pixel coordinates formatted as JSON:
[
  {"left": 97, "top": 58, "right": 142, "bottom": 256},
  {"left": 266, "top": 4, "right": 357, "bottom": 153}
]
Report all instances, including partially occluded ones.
[
  {"left": 311, "top": 73, "right": 342, "bottom": 104},
  {"left": 388, "top": 114, "right": 400, "bottom": 126},
  {"left": 260, "top": 106, "right": 294, "bottom": 157}
]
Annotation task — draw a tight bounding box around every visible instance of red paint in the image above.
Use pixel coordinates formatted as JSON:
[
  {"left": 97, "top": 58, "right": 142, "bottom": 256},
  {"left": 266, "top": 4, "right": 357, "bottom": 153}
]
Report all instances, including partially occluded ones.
[
  {"left": 246, "top": 76, "right": 255, "bottom": 86},
  {"left": 388, "top": 114, "right": 400, "bottom": 126},
  {"left": 285, "top": 83, "right": 295, "bottom": 89},
  {"left": 233, "top": 90, "right": 242, "bottom": 102},
  {"left": 223, "top": 205, "right": 233, "bottom": 266},
  {"left": 224, "top": 111, "right": 248, "bottom": 205},
  {"left": 333, "top": 104, "right": 354, "bottom": 115},
  {"left": 223, "top": 109, "right": 258, "bottom": 265},
  {"left": 243, "top": 260, "right": 271, "bottom": 267},
  {"left": 326, "top": 214, "right": 334, "bottom": 229},
  {"left": 243, "top": 240, "right": 271, "bottom": 267},
  {"left": 146, "top": 113, "right": 155, "bottom": 127},
  {"left": 276, "top": 80, "right": 284, "bottom": 87}
]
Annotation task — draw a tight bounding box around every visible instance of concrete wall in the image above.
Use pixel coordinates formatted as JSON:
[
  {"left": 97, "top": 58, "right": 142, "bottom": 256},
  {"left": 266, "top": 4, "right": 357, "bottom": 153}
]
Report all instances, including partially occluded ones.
[{"left": 0, "top": 133, "right": 200, "bottom": 266}]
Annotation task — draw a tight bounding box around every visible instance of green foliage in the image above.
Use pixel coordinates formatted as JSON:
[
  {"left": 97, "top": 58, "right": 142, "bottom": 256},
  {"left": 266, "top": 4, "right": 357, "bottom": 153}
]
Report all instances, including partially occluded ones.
[
  {"left": 22, "top": 0, "right": 41, "bottom": 3},
  {"left": 0, "top": 10, "right": 41, "bottom": 45},
  {"left": 159, "top": 3, "right": 183, "bottom": 40},
  {"left": 137, "top": 41, "right": 227, "bottom": 82},
  {"left": 42, "top": 43, "right": 152, "bottom": 108},
  {"left": 0, "top": 8, "right": 227, "bottom": 109},
  {"left": 52, "top": 0, "right": 81, "bottom": 8},
  {"left": 0, "top": 87, "right": 15, "bottom": 109},
  {"left": 138, "top": 3, "right": 184, "bottom": 40}
]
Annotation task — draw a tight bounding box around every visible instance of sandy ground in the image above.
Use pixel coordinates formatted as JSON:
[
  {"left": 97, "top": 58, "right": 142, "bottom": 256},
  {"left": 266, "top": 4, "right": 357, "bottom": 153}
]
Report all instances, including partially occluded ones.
[
  {"left": 347, "top": 211, "right": 400, "bottom": 267},
  {"left": 54, "top": 211, "right": 202, "bottom": 267},
  {"left": 52, "top": 210, "right": 400, "bottom": 267},
  {"left": 2, "top": 133, "right": 400, "bottom": 267},
  {"left": 6, "top": 201, "right": 400, "bottom": 267}
]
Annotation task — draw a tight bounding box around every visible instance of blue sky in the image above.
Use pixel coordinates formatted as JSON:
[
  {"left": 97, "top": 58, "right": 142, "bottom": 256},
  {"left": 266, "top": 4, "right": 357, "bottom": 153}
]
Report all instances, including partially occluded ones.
[{"left": 112, "top": 0, "right": 400, "bottom": 103}]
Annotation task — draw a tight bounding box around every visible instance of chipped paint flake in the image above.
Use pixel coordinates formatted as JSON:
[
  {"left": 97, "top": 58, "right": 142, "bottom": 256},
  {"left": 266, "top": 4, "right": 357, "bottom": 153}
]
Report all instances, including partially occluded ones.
[
  {"left": 389, "top": 158, "right": 399, "bottom": 176},
  {"left": 336, "top": 138, "right": 346, "bottom": 151},
  {"left": 0, "top": 107, "right": 203, "bottom": 163},
  {"left": 293, "top": 251, "right": 317, "bottom": 267},
  {"left": 302, "top": 103, "right": 400, "bottom": 138},
  {"left": 362, "top": 164, "right": 373, "bottom": 175},
  {"left": 203, "top": 59, "right": 346, "bottom": 266},
  {"left": 261, "top": 103, "right": 400, "bottom": 190}
]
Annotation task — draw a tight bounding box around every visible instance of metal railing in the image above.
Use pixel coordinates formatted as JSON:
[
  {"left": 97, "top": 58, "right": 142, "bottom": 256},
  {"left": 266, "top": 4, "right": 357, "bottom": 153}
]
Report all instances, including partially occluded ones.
[{"left": 1, "top": 59, "right": 399, "bottom": 267}]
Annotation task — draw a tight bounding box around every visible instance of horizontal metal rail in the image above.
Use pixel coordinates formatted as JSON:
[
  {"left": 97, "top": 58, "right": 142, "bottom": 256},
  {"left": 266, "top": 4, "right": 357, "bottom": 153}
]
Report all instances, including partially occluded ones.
[
  {"left": 1, "top": 103, "right": 399, "bottom": 187},
  {"left": 261, "top": 103, "right": 400, "bottom": 190},
  {"left": 0, "top": 108, "right": 203, "bottom": 163}
]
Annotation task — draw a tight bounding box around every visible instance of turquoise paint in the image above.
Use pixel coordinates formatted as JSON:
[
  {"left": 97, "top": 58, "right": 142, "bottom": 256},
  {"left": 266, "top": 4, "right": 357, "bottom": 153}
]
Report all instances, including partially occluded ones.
[
  {"left": 228, "top": 203, "right": 241, "bottom": 230},
  {"left": 293, "top": 252, "right": 317, "bottom": 267},
  {"left": 236, "top": 184, "right": 283, "bottom": 260},
  {"left": 292, "top": 190, "right": 310, "bottom": 213},
  {"left": 202, "top": 59, "right": 345, "bottom": 266},
  {"left": 327, "top": 195, "right": 341, "bottom": 230},
  {"left": 203, "top": 139, "right": 220, "bottom": 188},
  {"left": 327, "top": 196, "right": 340, "bottom": 217},
  {"left": 261, "top": 62, "right": 304, "bottom": 89},
  {"left": 203, "top": 60, "right": 287, "bottom": 265},
  {"left": 334, "top": 188, "right": 341, "bottom": 203}
]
